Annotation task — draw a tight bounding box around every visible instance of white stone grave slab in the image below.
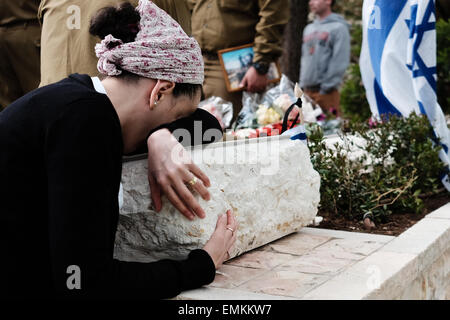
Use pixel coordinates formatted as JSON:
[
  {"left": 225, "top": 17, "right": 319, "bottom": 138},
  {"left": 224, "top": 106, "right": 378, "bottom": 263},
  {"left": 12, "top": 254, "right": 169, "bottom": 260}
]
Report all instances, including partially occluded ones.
[{"left": 114, "top": 136, "right": 321, "bottom": 262}]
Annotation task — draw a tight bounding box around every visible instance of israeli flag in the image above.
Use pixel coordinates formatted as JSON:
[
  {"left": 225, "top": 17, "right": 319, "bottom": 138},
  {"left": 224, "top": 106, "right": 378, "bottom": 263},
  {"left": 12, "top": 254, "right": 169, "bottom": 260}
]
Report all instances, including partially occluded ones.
[
  {"left": 282, "top": 123, "right": 308, "bottom": 144},
  {"left": 360, "top": 0, "right": 450, "bottom": 190}
]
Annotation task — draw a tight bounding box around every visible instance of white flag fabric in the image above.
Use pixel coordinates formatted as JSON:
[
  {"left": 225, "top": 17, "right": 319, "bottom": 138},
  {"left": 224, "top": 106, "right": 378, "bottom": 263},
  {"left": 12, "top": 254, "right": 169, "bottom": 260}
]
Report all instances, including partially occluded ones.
[{"left": 360, "top": 0, "right": 450, "bottom": 190}]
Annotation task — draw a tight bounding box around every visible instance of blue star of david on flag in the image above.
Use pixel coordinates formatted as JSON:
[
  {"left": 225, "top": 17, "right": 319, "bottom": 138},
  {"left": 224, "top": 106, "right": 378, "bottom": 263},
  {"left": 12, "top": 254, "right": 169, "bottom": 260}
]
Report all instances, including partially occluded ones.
[
  {"left": 406, "top": 1, "right": 437, "bottom": 91},
  {"left": 360, "top": 0, "right": 450, "bottom": 190}
]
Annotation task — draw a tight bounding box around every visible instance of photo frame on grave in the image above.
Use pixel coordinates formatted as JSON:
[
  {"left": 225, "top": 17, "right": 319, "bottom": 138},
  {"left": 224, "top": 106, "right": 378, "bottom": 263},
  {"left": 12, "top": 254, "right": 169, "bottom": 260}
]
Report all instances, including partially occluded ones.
[{"left": 217, "top": 43, "right": 281, "bottom": 93}]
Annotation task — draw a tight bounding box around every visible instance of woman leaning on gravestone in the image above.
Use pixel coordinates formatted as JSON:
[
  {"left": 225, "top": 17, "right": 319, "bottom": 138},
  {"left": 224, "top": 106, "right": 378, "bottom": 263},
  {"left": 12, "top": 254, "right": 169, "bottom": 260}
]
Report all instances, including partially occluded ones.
[{"left": 0, "top": 0, "right": 236, "bottom": 299}]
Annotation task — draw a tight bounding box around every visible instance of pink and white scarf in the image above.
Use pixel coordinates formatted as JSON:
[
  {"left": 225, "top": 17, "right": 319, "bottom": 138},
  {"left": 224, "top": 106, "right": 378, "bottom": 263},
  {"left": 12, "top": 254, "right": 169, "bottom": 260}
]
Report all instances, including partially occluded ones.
[{"left": 95, "top": 0, "right": 204, "bottom": 85}]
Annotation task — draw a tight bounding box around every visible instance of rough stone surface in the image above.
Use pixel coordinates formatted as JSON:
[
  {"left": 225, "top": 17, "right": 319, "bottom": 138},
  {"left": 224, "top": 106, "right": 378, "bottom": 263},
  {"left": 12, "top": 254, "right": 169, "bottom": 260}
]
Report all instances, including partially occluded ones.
[{"left": 114, "top": 137, "right": 321, "bottom": 262}]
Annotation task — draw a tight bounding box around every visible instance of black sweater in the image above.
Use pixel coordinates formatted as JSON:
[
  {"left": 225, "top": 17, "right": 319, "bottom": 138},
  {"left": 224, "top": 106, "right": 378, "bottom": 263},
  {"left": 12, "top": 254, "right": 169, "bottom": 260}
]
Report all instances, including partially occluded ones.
[{"left": 0, "top": 74, "right": 215, "bottom": 299}]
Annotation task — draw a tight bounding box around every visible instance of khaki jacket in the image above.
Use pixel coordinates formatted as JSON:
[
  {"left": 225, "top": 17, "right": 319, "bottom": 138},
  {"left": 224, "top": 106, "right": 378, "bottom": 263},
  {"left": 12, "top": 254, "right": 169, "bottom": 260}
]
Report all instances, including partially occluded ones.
[
  {"left": 188, "top": 0, "right": 289, "bottom": 64},
  {"left": 38, "top": 0, "right": 191, "bottom": 86},
  {"left": 0, "top": 0, "right": 40, "bottom": 26}
]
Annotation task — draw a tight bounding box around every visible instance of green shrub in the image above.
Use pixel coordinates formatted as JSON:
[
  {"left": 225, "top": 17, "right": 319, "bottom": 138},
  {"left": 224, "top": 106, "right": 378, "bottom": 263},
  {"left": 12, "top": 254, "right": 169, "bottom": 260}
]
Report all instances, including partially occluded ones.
[{"left": 308, "top": 113, "right": 446, "bottom": 222}]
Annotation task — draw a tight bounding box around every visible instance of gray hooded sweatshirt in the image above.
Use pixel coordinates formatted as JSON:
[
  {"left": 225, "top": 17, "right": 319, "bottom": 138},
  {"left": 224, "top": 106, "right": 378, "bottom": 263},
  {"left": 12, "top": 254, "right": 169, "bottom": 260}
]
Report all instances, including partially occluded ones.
[{"left": 299, "top": 13, "right": 350, "bottom": 94}]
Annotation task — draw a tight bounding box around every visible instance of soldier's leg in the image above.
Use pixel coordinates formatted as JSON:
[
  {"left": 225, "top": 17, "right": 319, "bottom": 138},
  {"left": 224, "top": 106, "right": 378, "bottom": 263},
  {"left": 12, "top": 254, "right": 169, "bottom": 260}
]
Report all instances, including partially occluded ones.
[
  {"left": 0, "top": 26, "right": 24, "bottom": 109},
  {"left": 203, "top": 55, "right": 243, "bottom": 125},
  {"left": 304, "top": 89, "right": 320, "bottom": 108},
  {"left": 315, "top": 89, "right": 341, "bottom": 117},
  {"left": 7, "top": 21, "right": 41, "bottom": 94},
  {"left": 39, "top": 0, "right": 72, "bottom": 87},
  {"left": 305, "top": 89, "right": 341, "bottom": 117}
]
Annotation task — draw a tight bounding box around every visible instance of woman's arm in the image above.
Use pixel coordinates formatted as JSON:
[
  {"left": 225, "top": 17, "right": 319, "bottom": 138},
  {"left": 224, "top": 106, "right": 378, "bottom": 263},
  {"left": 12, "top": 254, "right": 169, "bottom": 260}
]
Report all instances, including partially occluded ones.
[
  {"left": 147, "top": 128, "right": 211, "bottom": 220},
  {"left": 111, "top": 210, "right": 237, "bottom": 299},
  {"left": 45, "top": 100, "right": 234, "bottom": 298}
]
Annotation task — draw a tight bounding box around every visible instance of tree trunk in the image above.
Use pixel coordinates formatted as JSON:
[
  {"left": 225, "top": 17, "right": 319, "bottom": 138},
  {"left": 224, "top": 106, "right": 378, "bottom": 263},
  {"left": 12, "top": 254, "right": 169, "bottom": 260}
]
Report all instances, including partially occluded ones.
[
  {"left": 280, "top": 0, "right": 310, "bottom": 83},
  {"left": 437, "top": 0, "right": 450, "bottom": 20}
]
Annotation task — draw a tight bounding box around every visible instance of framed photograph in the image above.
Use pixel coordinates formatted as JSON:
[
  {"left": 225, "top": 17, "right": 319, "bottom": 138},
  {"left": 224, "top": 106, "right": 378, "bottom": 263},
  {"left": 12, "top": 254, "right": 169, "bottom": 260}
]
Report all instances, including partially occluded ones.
[{"left": 218, "top": 44, "right": 281, "bottom": 93}]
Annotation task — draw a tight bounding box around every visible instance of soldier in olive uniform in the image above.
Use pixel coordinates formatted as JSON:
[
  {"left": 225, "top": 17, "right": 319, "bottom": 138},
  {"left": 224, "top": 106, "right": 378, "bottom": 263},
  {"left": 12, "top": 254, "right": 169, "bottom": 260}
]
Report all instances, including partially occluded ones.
[
  {"left": 0, "top": 0, "right": 41, "bottom": 110},
  {"left": 188, "top": 0, "right": 290, "bottom": 123}
]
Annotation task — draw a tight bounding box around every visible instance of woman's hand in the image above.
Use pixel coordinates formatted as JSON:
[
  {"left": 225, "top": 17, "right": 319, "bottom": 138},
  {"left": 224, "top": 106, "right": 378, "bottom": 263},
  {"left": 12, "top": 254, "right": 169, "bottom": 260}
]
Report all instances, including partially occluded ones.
[
  {"left": 203, "top": 210, "right": 238, "bottom": 269},
  {"left": 147, "top": 128, "right": 211, "bottom": 221}
]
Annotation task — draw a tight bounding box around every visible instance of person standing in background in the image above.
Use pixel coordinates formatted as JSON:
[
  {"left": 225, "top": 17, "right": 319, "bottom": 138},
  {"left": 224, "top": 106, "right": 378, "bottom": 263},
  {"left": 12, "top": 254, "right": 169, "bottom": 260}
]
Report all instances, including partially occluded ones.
[
  {"left": 0, "top": 0, "right": 41, "bottom": 110},
  {"left": 299, "top": 0, "right": 350, "bottom": 117},
  {"left": 188, "top": 0, "right": 289, "bottom": 123},
  {"left": 38, "top": 0, "right": 192, "bottom": 86}
]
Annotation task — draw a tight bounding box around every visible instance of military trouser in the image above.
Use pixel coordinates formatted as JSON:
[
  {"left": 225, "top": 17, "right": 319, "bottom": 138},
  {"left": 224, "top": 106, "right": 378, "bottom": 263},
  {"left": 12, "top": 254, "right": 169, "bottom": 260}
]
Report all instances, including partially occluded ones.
[
  {"left": 0, "top": 20, "right": 40, "bottom": 109},
  {"left": 202, "top": 54, "right": 243, "bottom": 125},
  {"left": 304, "top": 87, "right": 341, "bottom": 117}
]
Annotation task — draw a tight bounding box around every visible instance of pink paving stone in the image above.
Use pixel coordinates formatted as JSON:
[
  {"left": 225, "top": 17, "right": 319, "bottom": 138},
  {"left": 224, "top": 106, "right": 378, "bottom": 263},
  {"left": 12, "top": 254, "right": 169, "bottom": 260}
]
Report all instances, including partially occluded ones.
[
  {"left": 208, "top": 264, "right": 269, "bottom": 289},
  {"left": 313, "top": 238, "right": 385, "bottom": 260},
  {"left": 260, "top": 232, "right": 332, "bottom": 256},
  {"left": 237, "top": 270, "right": 330, "bottom": 298},
  {"left": 225, "top": 250, "right": 296, "bottom": 270},
  {"left": 275, "top": 250, "right": 357, "bottom": 275}
]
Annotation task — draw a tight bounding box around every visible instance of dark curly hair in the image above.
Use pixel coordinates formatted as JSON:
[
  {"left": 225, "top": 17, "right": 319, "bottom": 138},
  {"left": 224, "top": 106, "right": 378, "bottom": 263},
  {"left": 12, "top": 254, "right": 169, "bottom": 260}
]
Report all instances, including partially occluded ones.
[
  {"left": 89, "top": 2, "right": 140, "bottom": 45},
  {"left": 89, "top": 2, "right": 201, "bottom": 98}
]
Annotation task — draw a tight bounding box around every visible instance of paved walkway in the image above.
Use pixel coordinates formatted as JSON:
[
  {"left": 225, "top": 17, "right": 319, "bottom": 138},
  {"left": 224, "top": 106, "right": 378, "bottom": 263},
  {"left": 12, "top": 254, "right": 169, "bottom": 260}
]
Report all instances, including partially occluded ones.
[
  {"left": 176, "top": 202, "right": 450, "bottom": 300},
  {"left": 176, "top": 227, "right": 395, "bottom": 299}
]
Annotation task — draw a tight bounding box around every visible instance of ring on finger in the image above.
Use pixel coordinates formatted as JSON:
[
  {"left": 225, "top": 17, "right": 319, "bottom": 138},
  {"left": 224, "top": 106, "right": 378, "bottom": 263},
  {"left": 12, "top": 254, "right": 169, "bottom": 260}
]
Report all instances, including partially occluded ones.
[
  {"left": 226, "top": 227, "right": 234, "bottom": 235},
  {"left": 188, "top": 176, "right": 198, "bottom": 186}
]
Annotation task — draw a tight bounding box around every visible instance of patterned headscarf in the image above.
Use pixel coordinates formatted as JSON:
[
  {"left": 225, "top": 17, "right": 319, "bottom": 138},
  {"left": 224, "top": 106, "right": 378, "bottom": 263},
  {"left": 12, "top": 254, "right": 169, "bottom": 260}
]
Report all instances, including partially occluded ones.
[{"left": 95, "top": 0, "right": 204, "bottom": 84}]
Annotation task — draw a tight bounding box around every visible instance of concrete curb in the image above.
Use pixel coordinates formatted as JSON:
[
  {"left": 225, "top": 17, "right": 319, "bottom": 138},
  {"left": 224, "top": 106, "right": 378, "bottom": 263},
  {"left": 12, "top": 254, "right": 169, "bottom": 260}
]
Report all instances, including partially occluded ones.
[
  {"left": 303, "top": 203, "right": 450, "bottom": 300},
  {"left": 175, "top": 202, "right": 450, "bottom": 300}
]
